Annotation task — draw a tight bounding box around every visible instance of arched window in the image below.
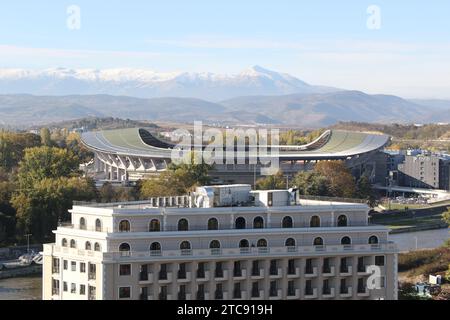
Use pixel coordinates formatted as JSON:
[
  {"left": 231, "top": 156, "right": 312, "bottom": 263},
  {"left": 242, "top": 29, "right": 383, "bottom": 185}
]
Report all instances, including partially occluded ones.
[
  {"left": 282, "top": 216, "right": 293, "bottom": 228},
  {"left": 208, "top": 218, "right": 218, "bottom": 230},
  {"left": 337, "top": 215, "right": 348, "bottom": 227},
  {"left": 253, "top": 216, "right": 264, "bottom": 229},
  {"left": 180, "top": 241, "right": 191, "bottom": 250},
  {"left": 368, "top": 236, "right": 379, "bottom": 244},
  {"left": 209, "top": 240, "right": 221, "bottom": 249},
  {"left": 313, "top": 237, "right": 323, "bottom": 246},
  {"left": 79, "top": 217, "right": 86, "bottom": 230},
  {"left": 94, "top": 242, "right": 101, "bottom": 251},
  {"left": 239, "top": 239, "right": 249, "bottom": 248},
  {"left": 61, "top": 238, "right": 67, "bottom": 247},
  {"left": 119, "top": 243, "right": 130, "bottom": 252},
  {"left": 95, "top": 219, "right": 102, "bottom": 232},
  {"left": 341, "top": 236, "right": 351, "bottom": 245},
  {"left": 150, "top": 242, "right": 161, "bottom": 251},
  {"left": 310, "top": 215, "right": 321, "bottom": 228},
  {"left": 149, "top": 219, "right": 160, "bottom": 232},
  {"left": 119, "top": 220, "right": 130, "bottom": 232},
  {"left": 257, "top": 239, "right": 267, "bottom": 247},
  {"left": 70, "top": 239, "right": 76, "bottom": 248},
  {"left": 235, "top": 217, "right": 246, "bottom": 229},
  {"left": 85, "top": 241, "right": 92, "bottom": 250},
  {"left": 285, "top": 238, "right": 296, "bottom": 247},
  {"left": 178, "top": 219, "right": 189, "bottom": 231}
]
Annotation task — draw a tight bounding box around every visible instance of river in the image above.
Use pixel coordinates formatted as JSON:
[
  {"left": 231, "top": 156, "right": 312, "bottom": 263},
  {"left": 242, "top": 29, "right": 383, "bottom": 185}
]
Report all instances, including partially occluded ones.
[
  {"left": 0, "top": 228, "right": 448, "bottom": 300},
  {"left": 389, "top": 228, "right": 449, "bottom": 252}
]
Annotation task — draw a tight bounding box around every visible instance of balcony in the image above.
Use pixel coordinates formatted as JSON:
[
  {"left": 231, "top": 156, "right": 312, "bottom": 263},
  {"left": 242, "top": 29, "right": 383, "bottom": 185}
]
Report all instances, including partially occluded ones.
[
  {"left": 322, "top": 287, "right": 335, "bottom": 299},
  {"left": 196, "top": 270, "right": 210, "bottom": 282},
  {"left": 357, "top": 287, "right": 370, "bottom": 297},
  {"left": 287, "top": 267, "right": 300, "bottom": 278},
  {"left": 214, "top": 270, "right": 228, "bottom": 281},
  {"left": 304, "top": 266, "right": 318, "bottom": 278},
  {"left": 158, "top": 293, "right": 173, "bottom": 300},
  {"left": 251, "top": 290, "right": 265, "bottom": 300},
  {"left": 357, "top": 265, "right": 370, "bottom": 275},
  {"left": 340, "top": 286, "right": 353, "bottom": 298},
  {"left": 178, "top": 292, "right": 192, "bottom": 300},
  {"left": 287, "top": 289, "right": 300, "bottom": 300},
  {"left": 269, "top": 267, "right": 282, "bottom": 279},
  {"left": 232, "top": 291, "right": 247, "bottom": 300},
  {"left": 177, "top": 271, "right": 192, "bottom": 283},
  {"left": 158, "top": 272, "right": 173, "bottom": 284},
  {"left": 72, "top": 242, "right": 397, "bottom": 263},
  {"left": 147, "top": 295, "right": 154, "bottom": 300},
  {"left": 268, "top": 289, "right": 282, "bottom": 300},
  {"left": 138, "top": 272, "right": 154, "bottom": 284},
  {"left": 322, "top": 266, "right": 335, "bottom": 277},
  {"left": 233, "top": 269, "right": 247, "bottom": 280},
  {"left": 304, "top": 288, "right": 318, "bottom": 299},
  {"left": 250, "top": 268, "right": 264, "bottom": 279},
  {"left": 339, "top": 265, "right": 352, "bottom": 276}
]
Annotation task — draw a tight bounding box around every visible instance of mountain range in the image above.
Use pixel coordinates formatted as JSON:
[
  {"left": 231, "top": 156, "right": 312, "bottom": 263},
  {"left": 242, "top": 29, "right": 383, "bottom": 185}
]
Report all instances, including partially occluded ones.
[
  {"left": 0, "top": 66, "right": 338, "bottom": 101},
  {"left": 0, "top": 66, "right": 448, "bottom": 128}
]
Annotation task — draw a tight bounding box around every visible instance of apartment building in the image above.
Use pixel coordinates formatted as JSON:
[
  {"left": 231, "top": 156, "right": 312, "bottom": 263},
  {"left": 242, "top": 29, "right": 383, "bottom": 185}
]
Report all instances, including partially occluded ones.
[{"left": 42, "top": 185, "right": 398, "bottom": 300}]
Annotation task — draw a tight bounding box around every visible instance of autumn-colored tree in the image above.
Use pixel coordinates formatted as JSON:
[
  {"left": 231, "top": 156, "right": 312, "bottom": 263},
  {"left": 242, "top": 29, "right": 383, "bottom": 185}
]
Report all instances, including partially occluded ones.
[{"left": 314, "top": 161, "right": 356, "bottom": 198}]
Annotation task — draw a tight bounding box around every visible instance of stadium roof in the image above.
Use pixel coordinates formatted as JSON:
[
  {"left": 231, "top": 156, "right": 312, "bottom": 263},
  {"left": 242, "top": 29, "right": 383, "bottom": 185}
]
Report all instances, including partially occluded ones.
[{"left": 81, "top": 128, "right": 390, "bottom": 160}]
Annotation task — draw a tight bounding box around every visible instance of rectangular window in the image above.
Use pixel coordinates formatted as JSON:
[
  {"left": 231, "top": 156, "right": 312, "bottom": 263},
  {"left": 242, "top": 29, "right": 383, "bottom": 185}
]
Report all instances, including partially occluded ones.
[
  {"left": 119, "top": 264, "right": 131, "bottom": 276},
  {"left": 80, "top": 284, "right": 86, "bottom": 295},
  {"left": 375, "top": 256, "right": 385, "bottom": 266},
  {"left": 63, "top": 282, "right": 68, "bottom": 292},
  {"left": 71, "top": 261, "right": 76, "bottom": 272},
  {"left": 63, "top": 260, "right": 68, "bottom": 270},
  {"left": 119, "top": 286, "right": 131, "bottom": 299},
  {"left": 71, "top": 283, "right": 76, "bottom": 294},
  {"left": 80, "top": 262, "right": 86, "bottom": 273},
  {"left": 52, "top": 258, "right": 60, "bottom": 273}
]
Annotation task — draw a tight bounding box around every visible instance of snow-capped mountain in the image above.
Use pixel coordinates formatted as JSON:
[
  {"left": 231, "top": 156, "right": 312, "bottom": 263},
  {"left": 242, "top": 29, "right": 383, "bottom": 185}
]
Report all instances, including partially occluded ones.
[{"left": 0, "top": 66, "right": 338, "bottom": 101}]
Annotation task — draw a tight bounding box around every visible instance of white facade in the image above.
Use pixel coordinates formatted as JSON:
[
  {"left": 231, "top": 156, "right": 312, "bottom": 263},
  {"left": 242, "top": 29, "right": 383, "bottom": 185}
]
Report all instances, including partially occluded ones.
[{"left": 43, "top": 188, "right": 398, "bottom": 300}]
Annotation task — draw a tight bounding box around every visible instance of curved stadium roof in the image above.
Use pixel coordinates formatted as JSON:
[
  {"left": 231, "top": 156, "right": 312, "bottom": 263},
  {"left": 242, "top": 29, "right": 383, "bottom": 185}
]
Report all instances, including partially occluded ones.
[{"left": 81, "top": 128, "right": 390, "bottom": 160}]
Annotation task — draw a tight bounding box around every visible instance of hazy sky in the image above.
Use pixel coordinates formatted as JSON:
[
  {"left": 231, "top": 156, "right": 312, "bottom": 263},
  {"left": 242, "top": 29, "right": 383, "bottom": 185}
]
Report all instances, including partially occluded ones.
[{"left": 1, "top": 0, "right": 450, "bottom": 98}]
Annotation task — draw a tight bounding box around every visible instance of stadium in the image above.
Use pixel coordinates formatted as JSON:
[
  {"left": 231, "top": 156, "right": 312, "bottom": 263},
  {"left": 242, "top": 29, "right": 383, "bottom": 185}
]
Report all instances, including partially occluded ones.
[{"left": 81, "top": 128, "right": 391, "bottom": 185}]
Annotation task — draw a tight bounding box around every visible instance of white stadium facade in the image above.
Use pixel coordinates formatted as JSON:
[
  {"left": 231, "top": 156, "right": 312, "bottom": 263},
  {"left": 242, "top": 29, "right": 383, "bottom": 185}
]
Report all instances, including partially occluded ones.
[{"left": 80, "top": 128, "right": 391, "bottom": 185}]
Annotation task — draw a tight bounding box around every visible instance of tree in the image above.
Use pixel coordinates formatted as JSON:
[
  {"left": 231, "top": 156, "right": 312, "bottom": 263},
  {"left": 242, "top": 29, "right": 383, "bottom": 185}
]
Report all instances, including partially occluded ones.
[
  {"left": 16, "top": 146, "right": 80, "bottom": 190},
  {"left": 12, "top": 177, "right": 97, "bottom": 242},
  {"left": 292, "top": 171, "right": 330, "bottom": 196},
  {"left": 0, "top": 131, "right": 41, "bottom": 171},
  {"left": 314, "top": 161, "right": 356, "bottom": 198},
  {"left": 40, "top": 127, "right": 52, "bottom": 146},
  {"left": 442, "top": 208, "right": 450, "bottom": 225},
  {"left": 256, "top": 171, "right": 287, "bottom": 190},
  {"left": 0, "top": 180, "right": 16, "bottom": 244},
  {"left": 140, "top": 156, "right": 212, "bottom": 198},
  {"left": 357, "top": 175, "right": 377, "bottom": 207}
]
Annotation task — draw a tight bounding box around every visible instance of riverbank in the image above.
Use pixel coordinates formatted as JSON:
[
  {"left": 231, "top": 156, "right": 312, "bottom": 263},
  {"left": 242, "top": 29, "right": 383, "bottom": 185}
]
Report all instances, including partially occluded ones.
[
  {"left": 0, "top": 275, "right": 42, "bottom": 300},
  {"left": 0, "top": 264, "right": 42, "bottom": 279},
  {"left": 389, "top": 223, "right": 448, "bottom": 234}
]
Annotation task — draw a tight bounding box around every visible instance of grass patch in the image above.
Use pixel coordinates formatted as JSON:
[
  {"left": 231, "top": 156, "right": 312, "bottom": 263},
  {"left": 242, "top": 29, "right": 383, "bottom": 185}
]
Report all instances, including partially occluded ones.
[{"left": 398, "top": 246, "right": 450, "bottom": 276}]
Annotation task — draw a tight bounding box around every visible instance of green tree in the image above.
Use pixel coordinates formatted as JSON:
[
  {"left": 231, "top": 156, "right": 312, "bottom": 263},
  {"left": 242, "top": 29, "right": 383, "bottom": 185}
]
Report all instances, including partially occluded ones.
[
  {"left": 292, "top": 171, "right": 330, "bottom": 196},
  {"left": 40, "top": 127, "right": 52, "bottom": 146},
  {"left": 0, "top": 131, "right": 41, "bottom": 171},
  {"left": 12, "top": 177, "right": 96, "bottom": 242},
  {"left": 256, "top": 171, "right": 287, "bottom": 190},
  {"left": 16, "top": 146, "right": 79, "bottom": 190},
  {"left": 442, "top": 208, "right": 450, "bottom": 225},
  {"left": 140, "top": 155, "right": 212, "bottom": 198},
  {"left": 356, "top": 176, "right": 377, "bottom": 207}
]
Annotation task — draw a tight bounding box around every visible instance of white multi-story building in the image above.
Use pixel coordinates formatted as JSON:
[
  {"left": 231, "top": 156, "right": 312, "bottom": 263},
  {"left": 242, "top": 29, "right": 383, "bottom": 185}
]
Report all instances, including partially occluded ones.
[{"left": 42, "top": 185, "right": 398, "bottom": 300}]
